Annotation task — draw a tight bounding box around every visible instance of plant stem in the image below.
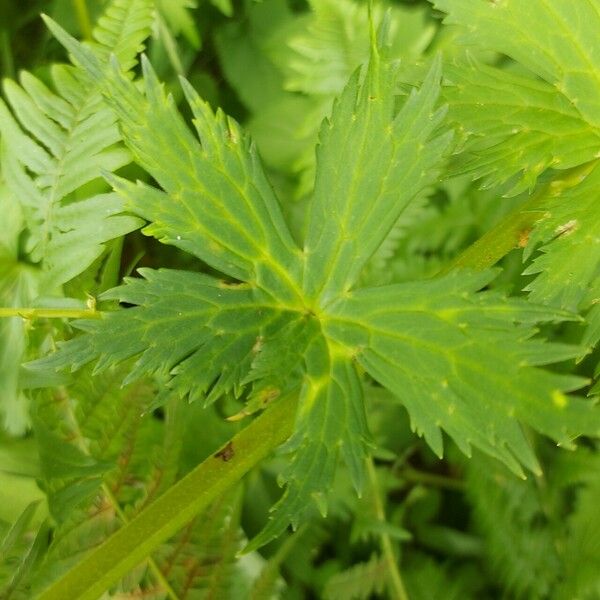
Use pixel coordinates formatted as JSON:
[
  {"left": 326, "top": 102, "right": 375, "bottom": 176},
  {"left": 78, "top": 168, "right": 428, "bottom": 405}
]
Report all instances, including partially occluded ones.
[
  {"left": 72, "top": 0, "right": 93, "bottom": 41},
  {"left": 52, "top": 385, "right": 180, "bottom": 599},
  {"left": 0, "top": 29, "right": 15, "bottom": 79},
  {"left": 102, "top": 483, "right": 181, "bottom": 600},
  {"left": 37, "top": 393, "right": 298, "bottom": 600},
  {"left": 0, "top": 308, "right": 101, "bottom": 320},
  {"left": 366, "top": 458, "right": 410, "bottom": 600},
  {"left": 443, "top": 160, "right": 598, "bottom": 273},
  {"left": 397, "top": 466, "right": 464, "bottom": 492}
]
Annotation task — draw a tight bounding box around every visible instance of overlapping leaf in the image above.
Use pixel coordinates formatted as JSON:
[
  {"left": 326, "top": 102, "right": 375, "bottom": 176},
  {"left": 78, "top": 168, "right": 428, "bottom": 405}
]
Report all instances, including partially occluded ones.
[
  {"left": 52, "top": 14, "right": 306, "bottom": 298},
  {"left": 434, "top": 0, "right": 600, "bottom": 191},
  {"left": 524, "top": 164, "right": 600, "bottom": 312},
  {"left": 443, "top": 61, "right": 600, "bottom": 193},
  {"left": 433, "top": 0, "right": 600, "bottom": 391}
]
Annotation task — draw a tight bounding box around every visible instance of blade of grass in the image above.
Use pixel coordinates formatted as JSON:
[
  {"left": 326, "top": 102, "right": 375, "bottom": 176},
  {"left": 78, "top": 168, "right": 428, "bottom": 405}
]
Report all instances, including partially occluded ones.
[{"left": 37, "top": 393, "right": 298, "bottom": 600}]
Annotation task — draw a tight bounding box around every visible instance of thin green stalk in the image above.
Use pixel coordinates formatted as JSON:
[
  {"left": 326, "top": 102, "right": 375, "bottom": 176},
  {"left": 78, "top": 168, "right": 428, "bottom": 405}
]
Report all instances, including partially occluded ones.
[
  {"left": 71, "top": 0, "right": 93, "bottom": 41},
  {"left": 38, "top": 393, "right": 298, "bottom": 600},
  {"left": 0, "top": 308, "right": 101, "bottom": 320},
  {"left": 397, "top": 466, "right": 464, "bottom": 492},
  {"left": 0, "top": 29, "right": 15, "bottom": 79},
  {"left": 443, "top": 160, "right": 598, "bottom": 273},
  {"left": 366, "top": 458, "right": 409, "bottom": 600}
]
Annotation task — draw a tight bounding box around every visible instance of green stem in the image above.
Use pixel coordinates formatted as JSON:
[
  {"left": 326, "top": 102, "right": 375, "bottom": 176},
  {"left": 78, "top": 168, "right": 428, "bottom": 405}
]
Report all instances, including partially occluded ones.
[
  {"left": 102, "top": 484, "right": 180, "bottom": 600},
  {"left": 0, "top": 29, "right": 15, "bottom": 79},
  {"left": 443, "top": 160, "right": 598, "bottom": 273},
  {"left": 53, "top": 386, "right": 179, "bottom": 599},
  {"left": 38, "top": 393, "right": 298, "bottom": 600},
  {"left": 0, "top": 308, "right": 101, "bottom": 320},
  {"left": 367, "top": 458, "right": 410, "bottom": 600},
  {"left": 71, "top": 0, "right": 93, "bottom": 41},
  {"left": 397, "top": 466, "right": 464, "bottom": 492}
]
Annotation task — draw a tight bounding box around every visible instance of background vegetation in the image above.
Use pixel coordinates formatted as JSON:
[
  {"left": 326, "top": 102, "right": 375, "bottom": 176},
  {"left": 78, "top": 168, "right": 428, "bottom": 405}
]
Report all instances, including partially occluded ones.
[{"left": 0, "top": 0, "right": 599, "bottom": 598}]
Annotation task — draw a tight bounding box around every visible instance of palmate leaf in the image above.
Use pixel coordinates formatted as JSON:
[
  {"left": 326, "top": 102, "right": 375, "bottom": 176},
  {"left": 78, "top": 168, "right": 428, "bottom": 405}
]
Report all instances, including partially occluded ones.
[
  {"left": 32, "top": 17, "right": 600, "bottom": 550},
  {"left": 43, "top": 22, "right": 304, "bottom": 304},
  {"left": 433, "top": 0, "right": 600, "bottom": 389},
  {"left": 38, "top": 269, "right": 295, "bottom": 406},
  {"left": 434, "top": 0, "right": 600, "bottom": 192},
  {"left": 443, "top": 60, "right": 600, "bottom": 193},
  {"left": 523, "top": 164, "right": 600, "bottom": 392}
]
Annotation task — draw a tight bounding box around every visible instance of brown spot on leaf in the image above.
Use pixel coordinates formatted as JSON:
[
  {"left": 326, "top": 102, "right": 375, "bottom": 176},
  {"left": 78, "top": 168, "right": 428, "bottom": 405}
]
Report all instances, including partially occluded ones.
[
  {"left": 518, "top": 228, "right": 531, "bottom": 248},
  {"left": 214, "top": 441, "right": 234, "bottom": 462}
]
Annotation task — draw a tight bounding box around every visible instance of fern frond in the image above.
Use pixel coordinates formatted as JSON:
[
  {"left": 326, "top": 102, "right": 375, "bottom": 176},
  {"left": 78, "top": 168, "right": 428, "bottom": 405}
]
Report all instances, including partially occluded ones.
[
  {"left": 29, "top": 366, "right": 252, "bottom": 597},
  {"left": 0, "top": 0, "right": 153, "bottom": 434},
  {"left": 285, "top": 0, "right": 434, "bottom": 96},
  {"left": 465, "top": 454, "right": 559, "bottom": 598},
  {"left": 0, "top": 140, "right": 39, "bottom": 436},
  {"left": 557, "top": 479, "right": 600, "bottom": 599},
  {"left": 0, "top": 0, "right": 153, "bottom": 287},
  {"left": 93, "top": 0, "right": 156, "bottom": 70},
  {"left": 323, "top": 554, "right": 387, "bottom": 600}
]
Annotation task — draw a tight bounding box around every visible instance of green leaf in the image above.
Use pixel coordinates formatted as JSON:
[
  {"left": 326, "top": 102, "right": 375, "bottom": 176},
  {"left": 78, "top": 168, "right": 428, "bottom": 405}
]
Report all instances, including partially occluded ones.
[
  {"left": 0, "top": 0, "right": 153, "bottom": 435},
  {"left": 246, "top": 337, "right": 369, "bottom": 551},
  {"left": 433, "top": 0, "right": 600, "bottom": 131},
  {"left": 92, "top": 0, "right": 156, "bottom": 70},
  {"left": 303, "top": 51, "right": 453, "bottom": 302},
  {"left": 524, "top": 163, "right": 600, "bottom": 312},
  {"left": 323, "top": 554, "right": 388, "bottom": 600},
  {"left": 35, "top": 393, "right": 297, "bottom": 600},
  {"left": 465, "top": 454, "right": 561, "bottom": 597},
  {"left": 40, "top": 24, "right": 305, "bottom": 304},
  {"left": 433, "top": 0, "right": 600, "bottom": 194},
  {"left": 323, "top": 270, "right": 595, "bottom": 475},
  {"left": 32, "top": 269, "right": 293, "bottom": 406},
  {"left": 32, "top": 11, "right": 600, "bottom": 568},
  {"left": 557, "top": 479, "right": 600, "bottom": 599},
  {"left": 155, "top": 0, "right": 201, "bottom": 49},
  {"left": 444, "top": 59, "right": 600, "bottom": 193},
  {"left": 0, "top": 502, "right": 41, "bottom": 561},
  {"left": 285, "top": 0, "right": 435, "bottom": 96}
]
